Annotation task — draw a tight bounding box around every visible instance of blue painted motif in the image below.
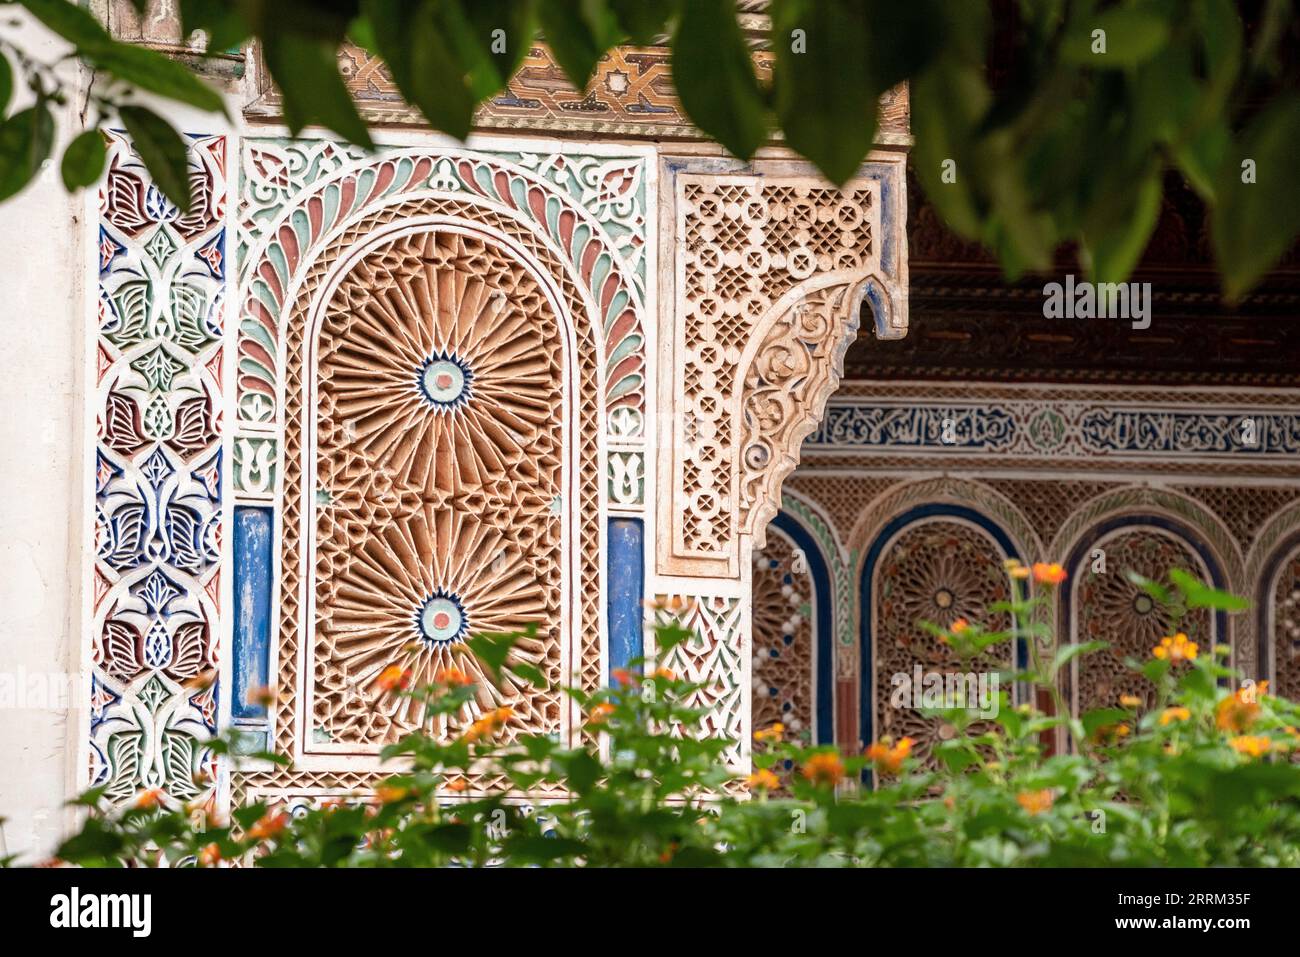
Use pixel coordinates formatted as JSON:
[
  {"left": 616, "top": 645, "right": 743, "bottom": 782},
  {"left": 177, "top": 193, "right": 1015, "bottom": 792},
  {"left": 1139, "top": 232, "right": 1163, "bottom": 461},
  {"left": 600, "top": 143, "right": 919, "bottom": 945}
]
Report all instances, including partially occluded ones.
[
  {"left": 232, "top": 506, "right": 273, "bottom": 721},
  {"left": 607, "top": 518, "right": 644, "bottom": 683}
]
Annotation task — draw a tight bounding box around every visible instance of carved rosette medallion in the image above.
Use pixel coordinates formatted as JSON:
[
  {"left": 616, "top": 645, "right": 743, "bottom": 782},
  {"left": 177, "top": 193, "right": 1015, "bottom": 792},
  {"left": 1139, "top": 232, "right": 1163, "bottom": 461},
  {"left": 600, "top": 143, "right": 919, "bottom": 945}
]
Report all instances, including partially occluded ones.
[{"left": 308, "top": 228, "right": 567, "bottom": 748}]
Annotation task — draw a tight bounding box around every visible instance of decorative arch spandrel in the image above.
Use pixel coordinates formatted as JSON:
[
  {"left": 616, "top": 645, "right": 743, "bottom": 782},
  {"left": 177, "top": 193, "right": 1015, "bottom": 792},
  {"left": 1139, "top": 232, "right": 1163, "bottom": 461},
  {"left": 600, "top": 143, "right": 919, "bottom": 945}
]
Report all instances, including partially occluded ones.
[{"left": 656, "top": 153, "right": 909, "bottom": 582}]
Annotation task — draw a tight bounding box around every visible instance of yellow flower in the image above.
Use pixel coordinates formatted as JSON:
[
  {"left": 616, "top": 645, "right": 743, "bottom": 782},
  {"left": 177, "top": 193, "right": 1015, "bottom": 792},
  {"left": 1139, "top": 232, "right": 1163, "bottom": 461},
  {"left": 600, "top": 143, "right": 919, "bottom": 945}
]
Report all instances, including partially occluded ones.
[
  {"left": 800, "top": 752, "right": 845, "bottom": 787},
  {"left": 1152, "top": 632, "right": 1198, "bottom": 662},
  {"left": 1228, "top": 735, "right": 1273, "bottom": 758},
  {"left": 1159, "top": 706, "right": 1191, "bottom": 726},
  {"left": 746, "top": 768, "right": 780, "bottom": 791},
  {"left": 753, "top": 722, "right": 785, "bottom": 744},
  {"left": 1016, "top": 788, "right": 1055, "bottom": 816},
  {"left": 865, "top": 736, "right": 915, "bottom": 775},
  {"left": 1119, "top": 694, "right": 1142, "bottom": 708},
  {"left": 1215, "top": 685, "right": 1263, "bottom": 733},
  {"left": 1009, "top": 565, "right": 1031, "bottom": 580},
  {"left": 1032, "top": 562, "right": 1067, "bottom": 585}
]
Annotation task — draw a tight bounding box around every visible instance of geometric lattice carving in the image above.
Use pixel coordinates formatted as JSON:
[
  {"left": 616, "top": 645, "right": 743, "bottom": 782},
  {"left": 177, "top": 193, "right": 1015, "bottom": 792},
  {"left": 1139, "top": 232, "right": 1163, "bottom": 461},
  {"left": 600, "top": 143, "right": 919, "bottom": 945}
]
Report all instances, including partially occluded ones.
[
  {"left": 872, "top": 520, "right": 1012, "bottom": 769},
  {"left": 1272, "top": 549, "right": 1300, "bottom": 701},
  {"left": 310, "top": 228, "right": 565, "bottom": 749},
  {"left": 751, "top": 529, "right": 815, "bottom": 740},
  {"left": 653, "top": 595, "right": 748, "bottom": 769},
  {"left": 1072, "top": 528, "right": 1213, "bottom": 714},
  {"left": 661, "top": 156, "right": 908, "bottom": 578}
]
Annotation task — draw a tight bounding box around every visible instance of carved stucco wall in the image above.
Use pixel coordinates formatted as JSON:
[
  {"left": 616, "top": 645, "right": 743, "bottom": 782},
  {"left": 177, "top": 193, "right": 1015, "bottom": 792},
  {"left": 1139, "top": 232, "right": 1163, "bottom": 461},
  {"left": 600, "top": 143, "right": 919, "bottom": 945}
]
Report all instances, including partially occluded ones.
[{"left": 752, "top": 381, "right": 1300, "bottom": 753}]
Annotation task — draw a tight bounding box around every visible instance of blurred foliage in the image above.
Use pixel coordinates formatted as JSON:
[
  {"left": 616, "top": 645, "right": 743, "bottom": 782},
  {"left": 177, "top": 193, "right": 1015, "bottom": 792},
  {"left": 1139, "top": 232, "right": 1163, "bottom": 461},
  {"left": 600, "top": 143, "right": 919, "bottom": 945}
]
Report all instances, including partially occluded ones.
[
  {"left": 0, "top": 1, "right": 1295, "bottom": 295},
  {"left": 38, "top": 568, "right": 1300, "bottom": 869}
]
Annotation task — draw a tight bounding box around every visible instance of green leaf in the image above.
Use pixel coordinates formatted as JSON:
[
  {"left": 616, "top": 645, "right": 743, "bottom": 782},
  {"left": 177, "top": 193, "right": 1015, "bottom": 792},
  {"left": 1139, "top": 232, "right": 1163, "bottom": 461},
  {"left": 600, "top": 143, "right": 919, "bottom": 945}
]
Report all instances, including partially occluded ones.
[
  {"left": 1213, "top": 93, "right": 1300, "bottom": 300},
  {"left": 1126, "top": 570, "right": 1171, "bottom": 605},
  {"left": 61, "top": 129, "right": 107, "bottom": 190},
  {"left": 1061, "top": 8, "right": 1170, "bottom": 66},
  {"left": 0, "top": 103, "right": 55, "bottom": 202},
  {"left": 363, "top": 0, "right": 475, "bottom": 140},
  {"left": 425, "top": 822, "right": 472, "bottom": 854},
  {"left": 1050, "top": 640, "right": 1110, "bottom": 677},
  {"left": 672, "top": 0, "right": 768, "bottom": 162},
  {"left": 609, "top": 0, "right": 676, "bottom": 45},
  {"left": 536, "top": 0, "right": 621, "bottom": 90},
  {"left": 262, "top": 32, "right": 373, "bottom": 148},
  {"left": 55, "top": 817, "right": 125, "bottom": 861},
  {"left": 1080, "top": 707, "right": 1130, "bottom": 738},
  {"left": 91, "top": 43, "right": 226, "bottom": 113},
  {"left": 1084, "top": 169, "right": 1162, "bottom": 284},
  {"left": 452, "top": 0, "right": 539, "bottom": 99},
  {"left": 1168, "top": 567, "right": 1250, "bottom": 612},
  {"left": 118, "top": 105, "right": 192, "bottom": 213},
  {"left": 770, "top": 0, "right": 875, "bottom": 186},
  {"left": 0, "top": 50, "right": 11, "bottom": 114}
]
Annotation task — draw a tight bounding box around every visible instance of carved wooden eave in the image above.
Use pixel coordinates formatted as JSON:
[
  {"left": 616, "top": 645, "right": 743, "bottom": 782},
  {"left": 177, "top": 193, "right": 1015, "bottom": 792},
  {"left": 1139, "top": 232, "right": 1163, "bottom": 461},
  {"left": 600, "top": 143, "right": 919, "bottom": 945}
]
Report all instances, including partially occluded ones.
[{"left": 241, "top": 40, "right": 912, "bottom": 150}]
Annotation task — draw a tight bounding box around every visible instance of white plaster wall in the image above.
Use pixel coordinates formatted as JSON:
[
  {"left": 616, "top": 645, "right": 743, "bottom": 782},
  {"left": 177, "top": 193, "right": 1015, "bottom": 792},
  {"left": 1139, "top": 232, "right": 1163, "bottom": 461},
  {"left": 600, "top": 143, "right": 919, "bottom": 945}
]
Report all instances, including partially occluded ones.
[{"left": 0, "top": 14, "right": 88, "bottom": 862}]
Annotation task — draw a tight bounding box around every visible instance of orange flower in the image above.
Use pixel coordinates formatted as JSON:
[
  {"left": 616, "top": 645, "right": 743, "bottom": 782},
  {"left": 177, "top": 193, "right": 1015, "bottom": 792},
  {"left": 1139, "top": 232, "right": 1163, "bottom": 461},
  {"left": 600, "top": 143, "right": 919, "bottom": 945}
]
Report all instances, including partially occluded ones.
[
  {"left": 746, "top": 768, "right": 780, "bottom": 791},
  {"left": 1091, "top": 723, "right": 1130, "bottom": 746},
  {"left": 800, "top": 752, "right": 845, "bottom": 787},
  {"left": 1152, "top": 633, "right": 1198, "bottom": 663},
  {"left": 1216, "top": 685, "right": 1263, "bottom": 733},
  {"left": 1159, "top": 706, "right": 1191, "bottom": 726},
  {"left": 197, "top": 842, "right": 222, "bottom": 867},
  {"left": 248, "top": 810, "right": 288, "bottom": 841},
  {"left": 375, "top": 665, "right": 411, "bottom": 693},
  {"left": 1032, "top": 562, "right": 1067, "bottom": 585},
  {"left": 865, "top": 737, "right": 915, "bottom": 775},
  {"left": 445, "top": 777, "right": 469, "bottom": 793},
  {"left": 1228, "top": 735, "right": 1273, "bottom": 758},
  {"left": 1119, "top": 694, "right": 1143, "bottom": 708},
  {"left": 374, "top": 784, "right": 410, "bottom": 804},
  {"left": 434, "top": 667, "right": 473, "bottom": 688},
  {"left": 1016, "top": 788, "right": 1055, "bottom": 816},
  {"left": 658, "top": 840, "right": 679, "bottom": 864},
  {"left": 652, "top": 667, "right": 677, "bottom": 681},
  {"left": 587, "top": 702, "right": 616, "bottom": 726},
  {"left": 753, "top": 722, "right": 785, "bottom": 744},
  {"left": 133, "top": 788, "right": 164, "bottom": 810},
  {"left": 611, "top": 668, "right": 636, "bottom": 686},
  {"left": 950, "top": 618, "right": 970, "bottom": 635},
  {"left": 463, "top": 707, "right": 513, "bottom": 743},
  {"left": 249, "top": 685, "right": 277, "bottom": 708}
]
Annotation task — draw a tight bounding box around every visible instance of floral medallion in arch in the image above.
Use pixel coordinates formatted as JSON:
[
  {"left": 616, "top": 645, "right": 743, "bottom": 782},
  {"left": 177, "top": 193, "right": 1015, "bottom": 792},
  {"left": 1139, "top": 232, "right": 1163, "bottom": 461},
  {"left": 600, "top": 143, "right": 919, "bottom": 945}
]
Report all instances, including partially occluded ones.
[
  {"left": 873, "top": 520, "right": 1013, "bottom": 770},
  {"left": 236, "top": 140, "right": 649, "bottom": 440},
  {"left": 1071, "top": 528, "right": 1213, "bottom": 714},
  {"left": 751, "top": 528, "right": 815, "bottom": 742},
  {"left": 308, "top": 226, "right": 569, "bottom": 750}
]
